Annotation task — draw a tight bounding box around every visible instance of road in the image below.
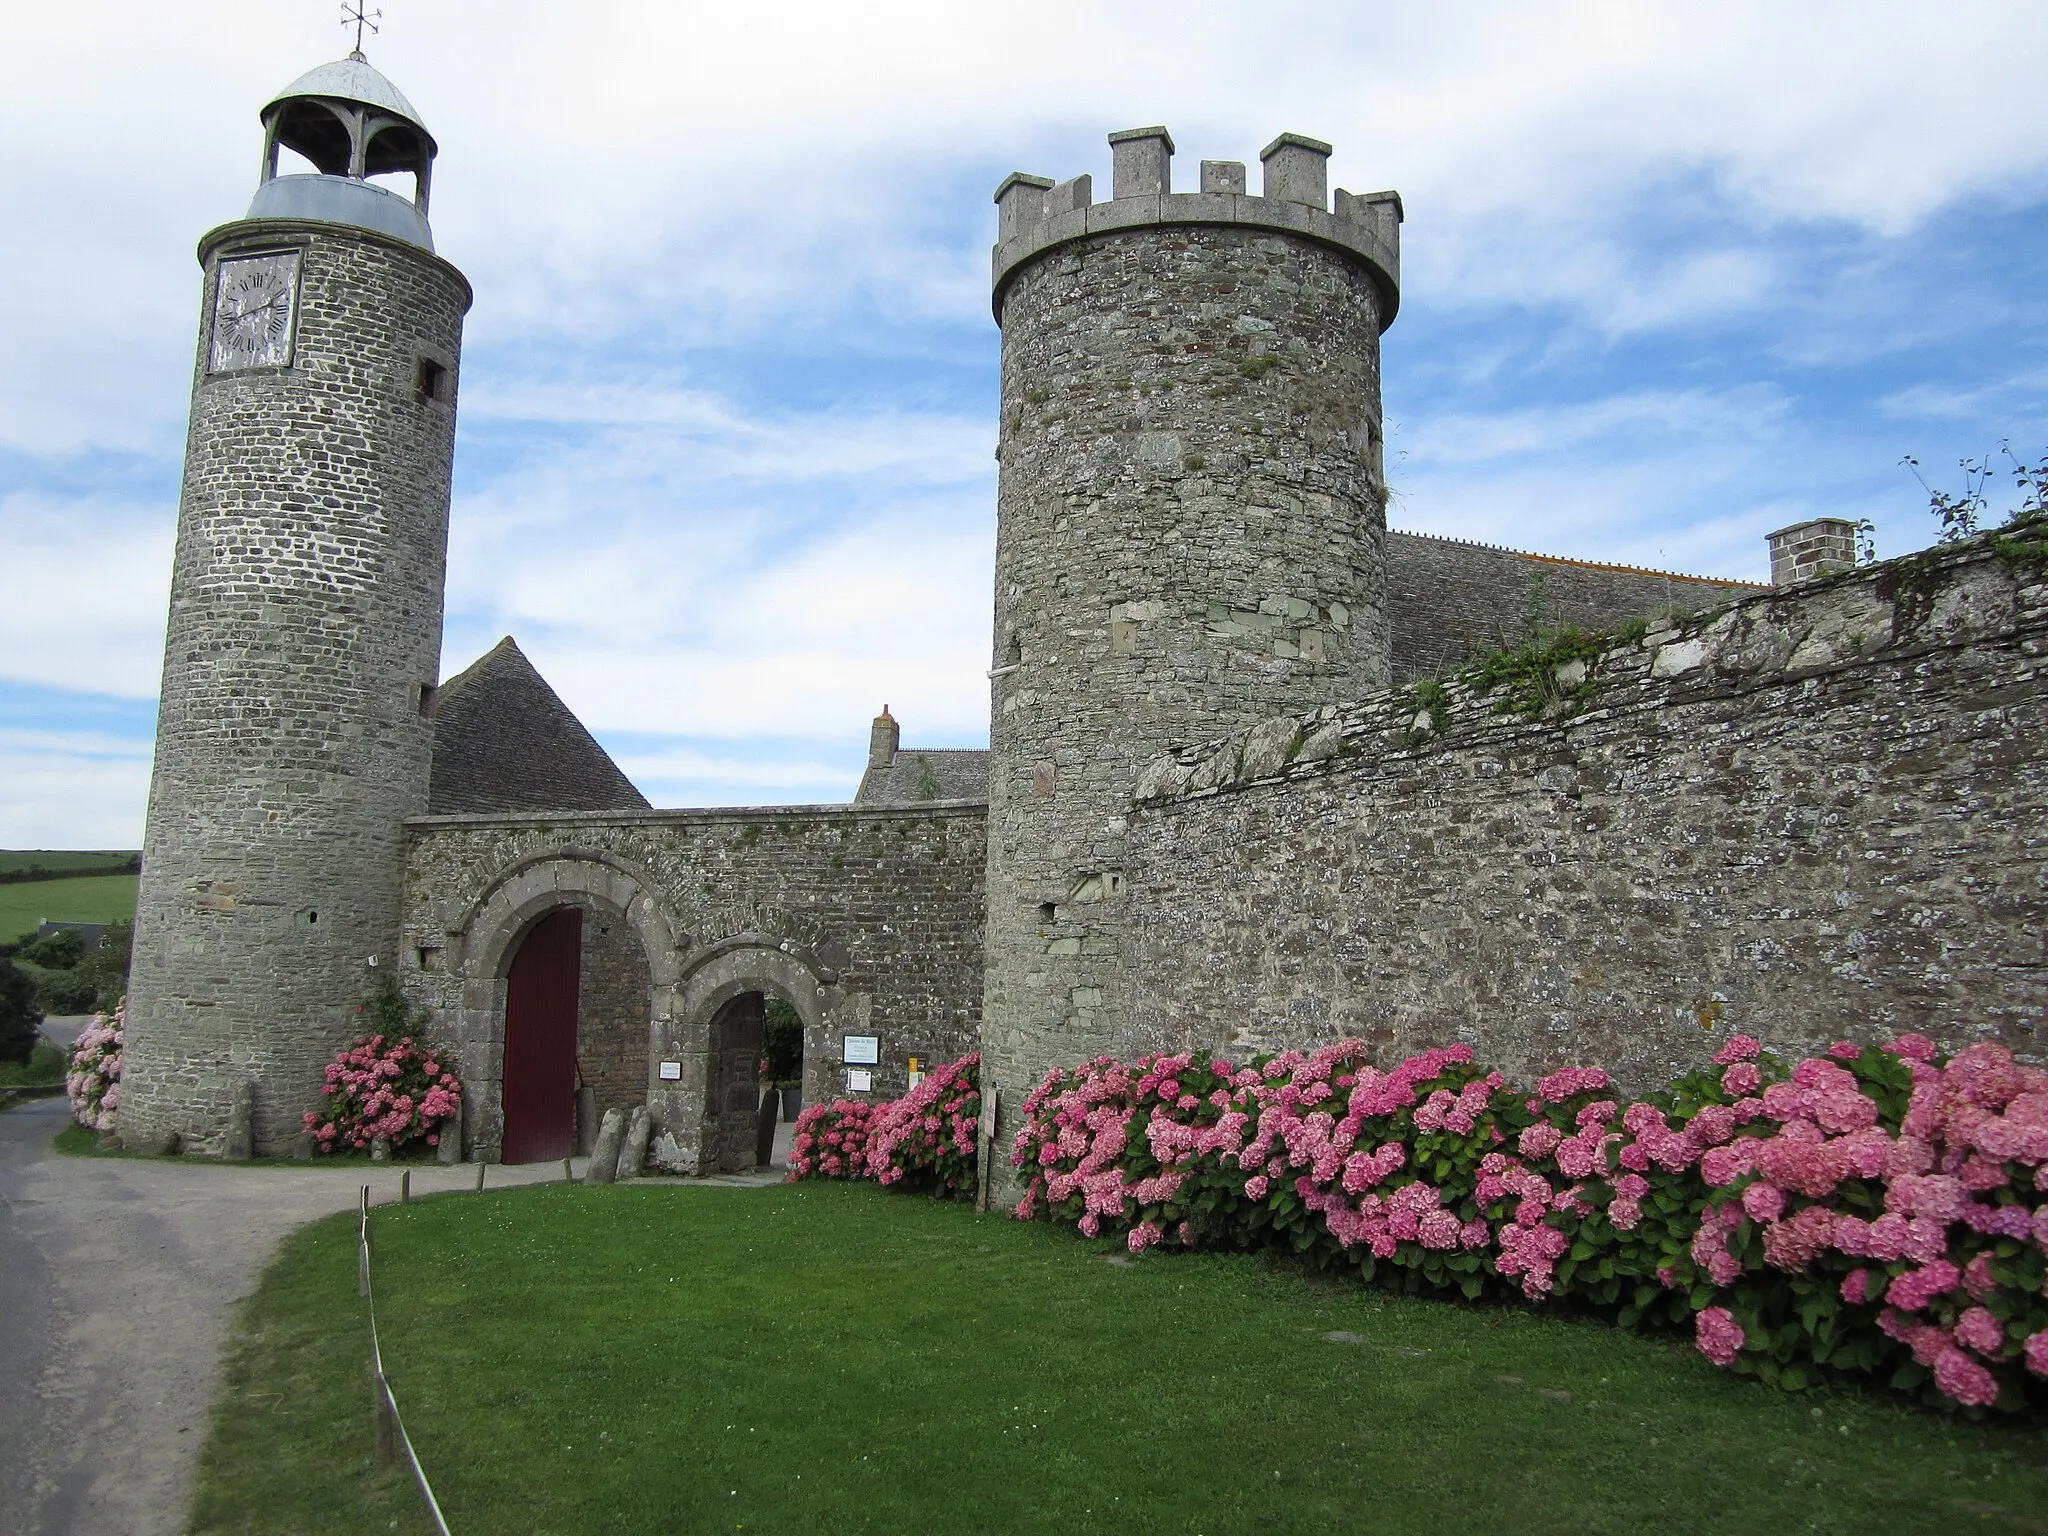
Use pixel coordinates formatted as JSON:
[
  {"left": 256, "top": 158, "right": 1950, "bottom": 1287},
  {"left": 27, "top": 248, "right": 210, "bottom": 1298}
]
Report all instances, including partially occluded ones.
[{"left": 0, "top": 1097, "right": 580, "bottom": 1536}]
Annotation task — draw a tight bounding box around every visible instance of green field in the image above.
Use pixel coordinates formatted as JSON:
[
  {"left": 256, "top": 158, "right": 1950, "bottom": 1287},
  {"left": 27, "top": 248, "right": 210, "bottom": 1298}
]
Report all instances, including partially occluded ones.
[
  {"left": 190, "top": 1181, "right": 2048, "bottom": 1536},
  {"left": 0, "top": 850, "right": 137, "bottom": 875},
  {"left": 0, "top": 874, "right": 139, "bottom": 943}
]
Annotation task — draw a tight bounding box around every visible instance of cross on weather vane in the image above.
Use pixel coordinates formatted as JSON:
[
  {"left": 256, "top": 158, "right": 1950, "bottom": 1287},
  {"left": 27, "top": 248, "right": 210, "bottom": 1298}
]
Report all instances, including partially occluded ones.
[{"left": 342, "top": 1, "right": 381, "bottom": 58}]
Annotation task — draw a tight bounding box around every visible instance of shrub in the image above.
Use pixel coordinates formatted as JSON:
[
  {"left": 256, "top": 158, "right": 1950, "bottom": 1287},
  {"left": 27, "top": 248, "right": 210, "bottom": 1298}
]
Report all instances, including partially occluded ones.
[
  {"left": 0, "top": 958, "right": 40, "bottom": 1066},
  {"left": 73, "top": 920, "right": 133, "bottom": 1013},
  {"left": 303, "top": 980, "right": 460, "bottom": 1155},
  {"left": 34, "top": 968, "right": 101, "bottom": 1016},
  {"left": 787, "top": 1095, "right": 879, "bottom": 1180},
  {"left": 303, "top": 1032, "right": 461, "bottom": 1154},
  {"left": 1008, "top": 1034, "right": 2048, "bottom": 1414},
  {"left": 863, "top": 1053, "right": 979, "bottom": 1195},
  {"left": 763, "top": 996, "right": 803, "bottom": 1083},
  {"left": 787, "top": 1054, "right": 983, "bottom": 1195},
  {"left": 18, "top": 928, "right": 84, "bottom": 970},
  {"left": 66, "top": 1003, "right": 123, "bottom": 1132}
]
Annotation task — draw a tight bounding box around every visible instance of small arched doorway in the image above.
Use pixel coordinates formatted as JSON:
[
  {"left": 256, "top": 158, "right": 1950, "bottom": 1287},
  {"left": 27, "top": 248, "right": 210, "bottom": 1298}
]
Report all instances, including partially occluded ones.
[
  {"left": 705, "top": 992, "right": 766, "bottom": 1173},
  {"left": 702, "top": 987, "right": 811, "bottom": 1172},
  {"left": 501, "top": 907, "right": 582, "bottom": 1163}
]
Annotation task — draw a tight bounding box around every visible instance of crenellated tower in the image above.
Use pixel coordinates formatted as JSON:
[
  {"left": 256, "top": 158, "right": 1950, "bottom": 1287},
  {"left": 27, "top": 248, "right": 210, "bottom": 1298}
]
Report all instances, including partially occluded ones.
[
  {"left": 120, "top": 53, "right": 471, "bottom": 1155},
  {"left": 980, "top": 128, "right": 1401, "bottom": 1192}
]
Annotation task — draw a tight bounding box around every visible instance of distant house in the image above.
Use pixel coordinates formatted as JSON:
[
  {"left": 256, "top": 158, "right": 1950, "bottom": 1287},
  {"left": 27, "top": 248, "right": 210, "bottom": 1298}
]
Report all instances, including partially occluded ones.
[{"left": 35, "top": 921, "right": 109, "bottom": 953}]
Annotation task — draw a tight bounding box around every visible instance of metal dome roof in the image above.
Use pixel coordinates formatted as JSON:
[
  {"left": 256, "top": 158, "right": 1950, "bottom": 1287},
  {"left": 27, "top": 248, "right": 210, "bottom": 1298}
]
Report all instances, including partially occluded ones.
[{"left": 263, "top": 55, "right": 428, "bottom": 132}]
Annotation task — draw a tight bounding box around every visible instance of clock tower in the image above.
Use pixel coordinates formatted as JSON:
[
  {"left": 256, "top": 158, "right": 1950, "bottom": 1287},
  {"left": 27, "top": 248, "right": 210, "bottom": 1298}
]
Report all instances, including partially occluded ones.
[{"left": 120, "top": 53, "right": 472, "bottom": 1156}]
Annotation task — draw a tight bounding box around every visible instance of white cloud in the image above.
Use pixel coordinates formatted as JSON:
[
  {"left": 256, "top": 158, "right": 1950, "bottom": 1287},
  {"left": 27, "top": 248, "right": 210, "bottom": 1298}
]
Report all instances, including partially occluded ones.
[
  {"left": 6, "top": 0, "right": 2048, "bottom": 842},
  {"left": 0, "top": 494, "right": 174, "bottom": 698},
  {"left": 0, "top": 729, "right": 153, "bottom": 849}
]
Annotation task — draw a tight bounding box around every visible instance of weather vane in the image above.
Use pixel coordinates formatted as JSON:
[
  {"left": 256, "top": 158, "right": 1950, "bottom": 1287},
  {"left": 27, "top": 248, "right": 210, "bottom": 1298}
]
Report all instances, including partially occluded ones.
[{"left": 342, "top": 1, "right": 381, "bottom": 58}]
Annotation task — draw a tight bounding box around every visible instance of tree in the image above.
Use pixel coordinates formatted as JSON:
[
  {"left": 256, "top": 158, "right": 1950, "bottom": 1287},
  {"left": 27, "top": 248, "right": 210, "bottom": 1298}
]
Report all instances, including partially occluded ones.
[
  {"left": 0, "top": 959, "right": 41, "bottom": 1066},
  {"left": 763, "top": 996, "right": 804, "bottom": 1082},
  {"left": 18, "top": 927, "right": 83, "bottom": 970},
  {"left": 73, "top": 921, "right": 133, "bottom": 1012}
]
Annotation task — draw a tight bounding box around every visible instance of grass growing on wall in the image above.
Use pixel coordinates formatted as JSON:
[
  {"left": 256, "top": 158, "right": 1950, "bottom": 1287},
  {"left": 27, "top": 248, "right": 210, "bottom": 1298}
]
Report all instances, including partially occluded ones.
[
  {"left": 0, "top": 874, "right": 139, "bottom": 940},
  {"left": 189, "top": 1181, "right": 2048, "bottom": 1536}
]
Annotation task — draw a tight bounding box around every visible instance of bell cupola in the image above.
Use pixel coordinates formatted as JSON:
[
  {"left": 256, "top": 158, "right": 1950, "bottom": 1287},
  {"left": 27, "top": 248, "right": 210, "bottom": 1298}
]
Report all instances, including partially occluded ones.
[{"left": 247, "top": 52, "right": 439, "bottom": 250}]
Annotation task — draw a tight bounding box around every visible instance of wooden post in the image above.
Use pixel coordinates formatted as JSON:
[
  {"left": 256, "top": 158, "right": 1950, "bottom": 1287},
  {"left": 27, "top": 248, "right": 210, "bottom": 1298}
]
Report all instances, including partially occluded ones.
[
  {"left": 474, "top": 1162, "right": 486, "bottom": 1194},
  {"left": 562, "top": 1156, "right": 574, "bottom": 1183},
  {"left": 400, "top": 1170, "right": 411, "bottom": 1205},
  {"left": 357, "top": 1185, "right": 371, "bottom": 1297}
]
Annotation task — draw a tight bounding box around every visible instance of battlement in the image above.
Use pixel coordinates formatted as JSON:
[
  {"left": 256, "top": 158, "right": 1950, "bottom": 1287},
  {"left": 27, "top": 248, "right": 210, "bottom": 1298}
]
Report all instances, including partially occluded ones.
[{"left": 991, "top": 126, "right": 1401, "bottom": 322}]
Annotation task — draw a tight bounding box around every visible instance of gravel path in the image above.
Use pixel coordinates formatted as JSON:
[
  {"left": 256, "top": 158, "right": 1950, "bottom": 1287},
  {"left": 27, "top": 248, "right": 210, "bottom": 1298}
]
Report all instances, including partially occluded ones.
[{"left": 0, "top": 1097, "right": 583, "bottom": 1536}]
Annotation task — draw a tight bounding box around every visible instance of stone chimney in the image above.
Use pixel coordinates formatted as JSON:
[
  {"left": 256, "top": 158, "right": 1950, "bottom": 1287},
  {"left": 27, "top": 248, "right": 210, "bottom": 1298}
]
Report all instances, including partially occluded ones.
[
  {"left": 868, "top": 706, "right": 900, "bottom": 770},
  {"left": 1768, "top": 519, "right": 1858, "bottom": 585}
]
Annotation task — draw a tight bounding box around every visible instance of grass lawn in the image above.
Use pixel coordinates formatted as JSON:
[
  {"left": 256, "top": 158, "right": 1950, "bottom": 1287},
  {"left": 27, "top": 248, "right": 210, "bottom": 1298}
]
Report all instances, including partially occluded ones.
[
  {"left": 0, "top": 1041, "right": 66, "bottom": 1089},
  {"left": 0, "top": 873, "right": 139, "bottom": 939},
  {"left": 190, "top": 1182, "right": 2048, "bottom": 1536}
]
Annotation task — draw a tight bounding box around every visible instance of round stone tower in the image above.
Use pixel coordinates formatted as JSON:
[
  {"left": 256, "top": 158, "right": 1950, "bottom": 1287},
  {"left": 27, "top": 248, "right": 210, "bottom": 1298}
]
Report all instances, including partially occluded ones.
[
  {"left": 120, "top": 53, "right": 471, "bottom": 1155},
  {"left": 980, "top": 128, "right": 1400, "bottom": 1183}
]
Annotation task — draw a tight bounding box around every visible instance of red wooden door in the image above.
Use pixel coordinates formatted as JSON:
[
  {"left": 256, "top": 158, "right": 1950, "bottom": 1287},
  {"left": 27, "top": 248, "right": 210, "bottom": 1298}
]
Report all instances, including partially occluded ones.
[{"left": 501, "top": 907, "right": 583, "bottom": 1163}]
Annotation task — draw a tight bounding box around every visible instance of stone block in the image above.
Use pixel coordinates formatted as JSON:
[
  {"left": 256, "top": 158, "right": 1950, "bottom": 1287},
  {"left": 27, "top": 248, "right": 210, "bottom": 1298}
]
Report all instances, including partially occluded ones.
[
  {"left": 1201, "top": 159, "right": 1246, "bottom": 195},
  {"left": 995, "top": 172, "right": 1055, "bottom": 243},
  {"left": 1108, "top": 126, "right": 1174, "bottom": 198},
  {"left": 617, "top": 1104, "right": 652, "bottom": 1180},
  {"left": 1260, "top": 132, "right": 1332, "bottom": 209},
  {"left": 586, "top": 1106, "right": 625, "bottom": 1184},
  {"left": 226, "top": 1080, "right": 254, "bottom": 1160}
]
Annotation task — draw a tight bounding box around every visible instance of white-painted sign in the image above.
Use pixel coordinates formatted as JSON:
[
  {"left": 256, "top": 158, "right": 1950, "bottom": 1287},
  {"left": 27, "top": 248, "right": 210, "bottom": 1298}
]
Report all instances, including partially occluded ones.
[
  {"left": 658, "top": 1060, "right": 682, "bottom": 1081},
  {"left": 847, "top": 1067, "right": 873, "bottom": 1092},
  {"left": 843, "top": 1035, "right": 880, "bottom": 1065}
]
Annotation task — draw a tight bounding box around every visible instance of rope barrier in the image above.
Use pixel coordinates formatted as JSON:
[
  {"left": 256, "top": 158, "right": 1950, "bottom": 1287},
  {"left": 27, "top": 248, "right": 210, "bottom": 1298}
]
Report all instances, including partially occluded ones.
[{"left": 358, "top": 1183, "right": 454, "bottom": 1536}]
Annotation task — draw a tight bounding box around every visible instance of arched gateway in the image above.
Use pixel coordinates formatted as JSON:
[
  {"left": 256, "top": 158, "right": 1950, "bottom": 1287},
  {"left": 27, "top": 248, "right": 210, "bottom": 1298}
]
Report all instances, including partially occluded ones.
[{"left": 398, "top": 804, "right": 989, "bottom": 1174}]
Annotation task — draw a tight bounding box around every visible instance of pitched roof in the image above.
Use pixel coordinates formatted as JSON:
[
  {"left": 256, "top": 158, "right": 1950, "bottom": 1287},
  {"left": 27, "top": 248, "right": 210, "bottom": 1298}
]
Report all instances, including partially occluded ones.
[
  {"left": 855, "top": 747, "right": 989, "bottom": 805},
  {"left": 426, "top": 637, "right": 650, "bottom": 816}
]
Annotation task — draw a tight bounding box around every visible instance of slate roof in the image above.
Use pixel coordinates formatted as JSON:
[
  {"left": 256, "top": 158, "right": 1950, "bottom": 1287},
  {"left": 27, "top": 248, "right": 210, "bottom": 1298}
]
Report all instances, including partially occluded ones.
[
  {"left": 426, "top": 637, "right": 650, "bottom": 816},
  {"left": 855, "top": 747, "right": 989, "bottom": 805}
]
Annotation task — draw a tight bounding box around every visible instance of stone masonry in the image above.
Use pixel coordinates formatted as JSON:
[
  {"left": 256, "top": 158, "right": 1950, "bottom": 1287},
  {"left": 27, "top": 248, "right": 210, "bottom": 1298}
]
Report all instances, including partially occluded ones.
[
  {"left": 1385, "top": 531, "right": 1762, "bottom": 682},
  {"left": 123, "top": 215, "right": 469, "bottom": 1156},
  {"left": 1122, "top": 542, "right": 2048, "bottom": 1091},
  {"left": 980, "top": 128, "right": 1400, "bottom": 1192},
  {"left": 399, "top": 801, "right": 986, "bottom": 1172}
]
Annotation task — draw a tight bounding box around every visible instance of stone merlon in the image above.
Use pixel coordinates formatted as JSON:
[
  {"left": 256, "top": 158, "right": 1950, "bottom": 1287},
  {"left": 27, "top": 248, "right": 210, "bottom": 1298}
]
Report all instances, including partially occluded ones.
[{"left": 990, "top": 127, "right": 1401, "bottom": 323}]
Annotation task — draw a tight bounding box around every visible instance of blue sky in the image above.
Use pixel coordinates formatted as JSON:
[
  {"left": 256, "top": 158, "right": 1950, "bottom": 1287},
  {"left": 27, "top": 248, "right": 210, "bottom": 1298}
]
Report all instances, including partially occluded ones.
[{"left": 4, "top": 1, "right": 2047, "bottom": 846}]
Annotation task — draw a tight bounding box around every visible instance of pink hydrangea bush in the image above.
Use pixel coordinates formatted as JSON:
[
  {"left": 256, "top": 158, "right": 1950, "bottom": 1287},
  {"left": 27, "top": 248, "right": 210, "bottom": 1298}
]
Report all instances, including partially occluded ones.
[
  {"left": 863, "top": 1053, "right": 980, "bottom": 1194},
  {"left": 302, "top": 1033, "right": 461, "bottom": 1155},
  {"left": 787, "top": 1095, "right": 879, "bottom": 1180},
  {"left": 66, "top": 1002, "right": 123, "bottom": 1133},
  {"left": 1008, "top": 1032, "right": 2048, "bottom": 1413},
  {"left": 788, "top": 1054, "right": 983, "bottom": 1195}
]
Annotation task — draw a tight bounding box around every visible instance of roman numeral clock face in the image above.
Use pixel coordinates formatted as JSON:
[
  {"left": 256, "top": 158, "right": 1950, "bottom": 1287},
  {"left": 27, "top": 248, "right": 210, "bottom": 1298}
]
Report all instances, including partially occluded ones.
[{"left": 207, "top": 251, "right": 301, "bottom": 373}]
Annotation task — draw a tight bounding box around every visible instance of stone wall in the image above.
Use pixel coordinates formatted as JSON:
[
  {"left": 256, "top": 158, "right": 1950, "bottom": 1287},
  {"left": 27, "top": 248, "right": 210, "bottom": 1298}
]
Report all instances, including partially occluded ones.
[
  {"left": 398, "top": 800, "right": 986, "bottom": 1171},
  {"left": 1121, "top": 541, "right": 2048, "bottom": 1091},
  {"left": 1384, "top": 530, "right": 1763, "bottom": 683},
  {"left": 573, "top": 900, "right": 651, "bottom": 1117},
  {"left": 123, "top": 216, "right": 469, "bottom": 1155}
]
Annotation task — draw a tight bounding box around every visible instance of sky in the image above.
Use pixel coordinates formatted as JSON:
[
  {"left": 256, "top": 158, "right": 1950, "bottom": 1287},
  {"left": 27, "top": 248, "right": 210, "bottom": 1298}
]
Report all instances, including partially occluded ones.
[{"left": 4, "top": 1, "right": 2047, "bottom": 847}]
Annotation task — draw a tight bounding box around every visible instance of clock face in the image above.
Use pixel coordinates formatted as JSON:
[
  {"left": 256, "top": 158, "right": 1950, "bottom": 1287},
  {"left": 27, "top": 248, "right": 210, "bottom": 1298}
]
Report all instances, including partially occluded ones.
[{"left": 208, "top": 252, "right": 301, "bottom": 374}]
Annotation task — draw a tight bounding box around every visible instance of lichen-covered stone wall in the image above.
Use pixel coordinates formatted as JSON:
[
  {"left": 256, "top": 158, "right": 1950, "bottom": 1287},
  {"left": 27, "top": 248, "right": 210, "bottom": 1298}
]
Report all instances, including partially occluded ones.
[
  {"left": 1122, "top": 542, "right": 2048, "bottom": 1090},
  {"left": 398, "top": 801, "right": 985, "bottom": 1170}
]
